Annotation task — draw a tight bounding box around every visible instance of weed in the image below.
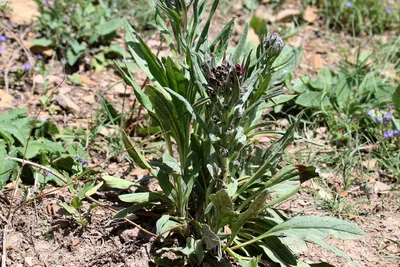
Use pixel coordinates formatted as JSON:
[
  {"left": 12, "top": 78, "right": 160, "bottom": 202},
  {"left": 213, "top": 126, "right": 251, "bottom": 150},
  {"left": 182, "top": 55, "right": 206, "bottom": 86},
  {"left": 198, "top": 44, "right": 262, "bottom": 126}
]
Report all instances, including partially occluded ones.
[{"left": 100, "top": 1, "right": 366, "bottom": 265}]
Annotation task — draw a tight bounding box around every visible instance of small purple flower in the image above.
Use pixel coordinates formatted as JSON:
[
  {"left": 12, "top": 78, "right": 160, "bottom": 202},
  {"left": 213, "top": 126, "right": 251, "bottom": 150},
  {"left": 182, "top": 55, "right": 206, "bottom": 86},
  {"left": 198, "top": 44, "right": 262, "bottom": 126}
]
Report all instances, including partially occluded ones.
[
  {"left": 76, "top": 157, "right": 88, "bottom": 166},
  {"left": 346, "top": 1, "right": 352, "bottom": 7},
  {"left": 386, "top": 8, "right": 392, "bottom": 14},
  {"left": 45, "top": 170, "right": 51, "bottom": 177},
  {"left": 44, "top": 0, "right": 50, "bottom": 4},
  {"left": 367, "top": 110, "right": 374, "bottom": 117},
  {"left": 389, "top": 104, "right": 394, "bottom": 110},
  {"left": 384, "top": 112, "right": 392, "bottom": 120},
  {"left": 384, "top": 130, "right": 394, "bottom": 139},
  {"left": 37, "top": 54, "right": 43, "bottom": 60},
  {"left": 0, "top": 35, "right": 6, "bottom": 42},
  {"left": 23, "top": 63, "right": 31, "bottom": 71},
  {"left": 0, "top": 47, "right": 3, "bottom": 54},
  {"left": 375, "top": 116, "right": 383, "bottom": 123},
  {"left": 394, "top": 129, "right": 400, "bottom": 135}
]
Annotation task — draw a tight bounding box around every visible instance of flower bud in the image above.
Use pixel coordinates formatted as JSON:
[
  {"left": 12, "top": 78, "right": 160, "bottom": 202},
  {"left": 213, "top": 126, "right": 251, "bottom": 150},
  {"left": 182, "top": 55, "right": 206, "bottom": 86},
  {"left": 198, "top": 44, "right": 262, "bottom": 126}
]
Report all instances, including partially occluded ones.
[{"left": 263, "top": 33, "right": 285, "bottom": 57}]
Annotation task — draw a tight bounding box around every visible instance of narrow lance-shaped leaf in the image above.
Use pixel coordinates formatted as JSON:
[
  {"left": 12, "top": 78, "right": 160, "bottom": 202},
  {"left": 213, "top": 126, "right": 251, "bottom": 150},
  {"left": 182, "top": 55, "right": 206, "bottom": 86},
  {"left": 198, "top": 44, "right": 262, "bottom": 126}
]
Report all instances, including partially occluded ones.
[{"left": 231, "top": 23, "right": 248, "bottom": 64}]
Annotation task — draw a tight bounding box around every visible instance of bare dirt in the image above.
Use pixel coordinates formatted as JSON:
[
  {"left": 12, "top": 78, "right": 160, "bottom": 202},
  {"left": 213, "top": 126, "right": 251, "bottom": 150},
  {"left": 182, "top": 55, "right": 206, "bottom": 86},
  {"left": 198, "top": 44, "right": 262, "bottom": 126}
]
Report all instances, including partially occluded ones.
[{"left": 1, "top": 0, "right": 399, "bottom": 266}]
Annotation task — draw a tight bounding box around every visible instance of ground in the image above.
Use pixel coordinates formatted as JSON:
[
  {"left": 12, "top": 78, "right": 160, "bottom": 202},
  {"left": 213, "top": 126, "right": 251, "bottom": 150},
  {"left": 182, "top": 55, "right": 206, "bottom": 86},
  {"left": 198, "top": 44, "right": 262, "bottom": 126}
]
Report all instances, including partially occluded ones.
[{"left": 0, "top": 0, "right": 399, "bottom": 266}]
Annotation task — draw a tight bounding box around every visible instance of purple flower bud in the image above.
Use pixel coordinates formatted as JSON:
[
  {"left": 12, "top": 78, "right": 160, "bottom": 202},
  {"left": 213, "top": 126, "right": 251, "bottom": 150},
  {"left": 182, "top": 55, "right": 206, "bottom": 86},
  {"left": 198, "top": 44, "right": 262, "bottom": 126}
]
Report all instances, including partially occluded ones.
[
  {"left": 346, "top": 1, "right": 352, "bottom": 7},
  {"left": 386, "top": 8, "right": 392, "bottom": 14},
  {"left": 389, "top": 104, "right": 394, "bottom": 110},
  {"left": 394, "top": 130, "right": 400, "bottom": 135},
  {"left": 384, "top": 112, "right": 392, "bottom": 120},
  {"left": 45, "top": 170, "right": 51, "bottom": 177},
  {"left": 263, "top": 33, "right": 285, "bottom": 55},
  {"left": 367, "top": 110, "right": 374, "bottom": 117},
  {"left": 23, "top": 63, "right": 31, "bottom": 71},
  {"left": 0, "top": 35, "right": 7, "bottom": 42},
  {"left": 37, "top": 54, "right": 43, "bottom": 60},
  {"left": 375, "top": 116, "right": 383, "bottom": 123},
  {"left": 44, "top": 0, "right": 50, "bottom": 4},
  {"left": 0, "top": 47, "right": 3, "bottom": 54}
]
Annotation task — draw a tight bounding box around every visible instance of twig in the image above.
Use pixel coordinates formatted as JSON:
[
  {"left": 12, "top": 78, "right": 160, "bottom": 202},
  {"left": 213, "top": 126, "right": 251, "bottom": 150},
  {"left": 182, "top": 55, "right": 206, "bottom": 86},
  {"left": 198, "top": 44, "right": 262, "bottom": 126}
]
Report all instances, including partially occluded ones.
[
  {"left": 85, "top": 195, "right": 156, "bottom": 237},
  {"left": 5, "top": 157, "right": 68, "bottom": 184}
]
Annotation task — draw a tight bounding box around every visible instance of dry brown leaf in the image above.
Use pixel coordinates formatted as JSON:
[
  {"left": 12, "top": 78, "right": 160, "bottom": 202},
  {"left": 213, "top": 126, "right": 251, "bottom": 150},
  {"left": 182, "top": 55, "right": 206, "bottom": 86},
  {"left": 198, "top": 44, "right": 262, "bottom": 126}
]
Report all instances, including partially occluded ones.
[
  {"left": 274, "top": 9, "right": 300, "bottom": 22},
  {"left": 9, "top": 0, "right": 39, "bottom": 25},
  {"left": 309, "top": 54, "right": 323, "bottom": 69},
  {"left": 71, "top": 238, "right": 80, "bottom": 247},
  {"left": 83, "top": 95, "right": 95, "bottom": 104},
  {"left": 79, "top": 75, "right": 97, "bottom": 86},
  {"left": 374, "top": 181, "right": 391, "bottom": 194},
  {"left": 55, "top": 93, "right": 80, "bottom": 113},
  {"left": 0, "top": 89, "right": 13, "bottom": 108},
  {"left": 362, "top": 159, "right": 377, "bottom": 171},
  {"left": 303, "top": 6, "right": 318, "bottom": 23}
]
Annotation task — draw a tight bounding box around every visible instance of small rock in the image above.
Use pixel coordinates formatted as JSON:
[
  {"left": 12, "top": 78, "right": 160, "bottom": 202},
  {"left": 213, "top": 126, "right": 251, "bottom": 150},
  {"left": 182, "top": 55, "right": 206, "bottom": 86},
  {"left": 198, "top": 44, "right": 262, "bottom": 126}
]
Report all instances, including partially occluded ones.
[
  {"left": 25, "top": 257, "right": 34, "bottom": 267},
  {"left": 120, "top": 228, "right": 140, "bottom": 243},
  {"left": 55, "top": 94, "right": 80, "bottom": 113}
]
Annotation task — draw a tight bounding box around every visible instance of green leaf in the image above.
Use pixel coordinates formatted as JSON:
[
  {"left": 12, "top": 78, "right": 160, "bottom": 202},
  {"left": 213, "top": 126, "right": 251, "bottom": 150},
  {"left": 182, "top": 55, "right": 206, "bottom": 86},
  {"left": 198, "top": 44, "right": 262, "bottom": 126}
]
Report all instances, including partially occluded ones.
[
  {"left": 18, "top": 141, "right": 43, "bottom": 159},
  {"left": 201, "top": 224, "right": 220, "bottom": 250},
  {"left": 231, "top": 23, "right": 248, "bottom": 64},
  {"left": 85, "top": 181, "right": 104, "bottom": 197},
  {"left": 259, "top": 236, "right": 297, "bottom": 266},
  {"left": 265, "top": 94, "right": 296, "bottom": 108},
  {"left": 211, "top": 18, "right": 235, "bottom": 64},
  {"left": 266, "top": 216, "right": 365, "bottom": 239},
  {"left": 392, "top": 85, "right": 400, "bottom": 112},
  {"left": 30, "top": 38, "right": 54, "bottom": 48},
  {"left": 58, "top": 202, "right": 77, "bottom": 215},
  {"left": 0, "top": 140, "right": 17, "bottom": 186},
  {"left": 96, "top": 18, "right": 123, "bottom": 36},
  {"left": 295, "top": 91, "right": 330, "bottom": 108},
  {"left": 309, "top": 67, "right": 333, "bottom": 91},
  {"left": 124, "top": 20, "right": 168, "bottom": 87},
  {"left": 249, "top": 16, "right": 267, "bottom": 38},
  {"left": 119, "top": 192, "right": 164, "bottom": 203},
  {"left": 156, "top": 215, "right": 179, "bottom": 238},
  {"left": 209, "top": 190, "right": 237, "bottom": 231},
  {"left": 162, "top": 153, "right": 181, "bottom": 174},
  {"left": 121, "top": 131, "right": 154, "bottom": 174},
  {"left": 103, "top": 175, "right": 138, "bottom": 189}
]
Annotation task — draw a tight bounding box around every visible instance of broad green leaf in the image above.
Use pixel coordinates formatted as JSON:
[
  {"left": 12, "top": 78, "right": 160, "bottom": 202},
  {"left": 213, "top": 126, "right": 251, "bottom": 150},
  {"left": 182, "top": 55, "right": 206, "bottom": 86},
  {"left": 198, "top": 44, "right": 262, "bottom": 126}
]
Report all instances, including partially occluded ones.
[
  {"left": 30, "top": 38, "right": 54, "bottom": 48},
  {"left": 201, "top": 224, "right": 220, "bottom": 250},
  {"left": 162, "top": 153, "right": 181, "bottom": 174},
  {"left": 309, "top": 67, "right": 333, "bottom": 91},
  {"left": 17, "top": 141, "right": 43, "bottom": 159},
  {"left": 58, "top": 202, "right": 77, "bottom": 215},
  {"left": 209, "top": 190, "right": 237, "bottom": 231},
  {"left": 266, "top": 216, "right": 365, "bottom": 239},
  {"left": 249, "top": 16, "right": 267, "bottom": 38},
  {"left": 103, "top": 175, "right": 138, "bottom": 189},
  {"left": 0, "top": 140, "right": 16, "bottom": 186},
  {"left": 119, "top": 192, "right": 164, "bottom": 203},
  {"left": 271, "top": 45, "right": 302, "bottom": 85},
  {"left": 295, "top": 91, "right": 330, "bottom": 108},
  {"left": 96, "top": 18, "right": 123, "bottom": 36}
]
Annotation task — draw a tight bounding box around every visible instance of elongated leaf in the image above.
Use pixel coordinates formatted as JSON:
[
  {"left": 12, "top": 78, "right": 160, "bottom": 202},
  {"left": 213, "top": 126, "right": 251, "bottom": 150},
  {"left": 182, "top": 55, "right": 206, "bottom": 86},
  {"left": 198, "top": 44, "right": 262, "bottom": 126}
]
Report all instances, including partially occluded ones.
[
  {"left": 103, "top": 175, "right": 138, "bottom": 189},
  {"left": 85, "top": 181, "right": 103, "bottom": 197},
  {"left": 124, "top": 20, "right": 168, "bottom": 87},
  {"left": 211, "top": 18, "right": 235, "bottom": 63},
  {"left": 119, "top": 192, "right": 164, "bottom": 203},
  {"left": 96, "top": 18, "right": 123, "bottom": 36},
  {"left": 195, "top": 0, "right": 220, "bottom": 51},
  {"left": 121, "top": 131, "right": 155, "bottom": 175},
  {"left": 267, "top": 216, "right": 365, "bottom": 239},
  {"left": 259, "top": 236, "right": 297, "bottom": 266},
  {"left": 231, "top": 23, "right": 248, "bottom": 64},
  {"left": 393, "top": 84, "right": 400, "bottom": 112},
  {"left": 156, "top": 215, "right": 179, "bottom": 238}
]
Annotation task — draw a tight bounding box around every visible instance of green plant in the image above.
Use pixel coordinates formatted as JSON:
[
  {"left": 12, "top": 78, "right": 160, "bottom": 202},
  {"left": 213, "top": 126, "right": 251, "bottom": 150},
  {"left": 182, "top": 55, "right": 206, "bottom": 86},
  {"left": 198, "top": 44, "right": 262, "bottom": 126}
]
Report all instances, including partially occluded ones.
[
  {"left": 105, "top": 1, "right": 365, "bottom": 265},
  {"left": 0, "top": 108, "right": 89, "bottom": 188},
  {"left": 32, "top": 0, "right": 132, "bottom": 68},
  {"left": 304, "top": 0, "right": 399, "bottom": 35}
]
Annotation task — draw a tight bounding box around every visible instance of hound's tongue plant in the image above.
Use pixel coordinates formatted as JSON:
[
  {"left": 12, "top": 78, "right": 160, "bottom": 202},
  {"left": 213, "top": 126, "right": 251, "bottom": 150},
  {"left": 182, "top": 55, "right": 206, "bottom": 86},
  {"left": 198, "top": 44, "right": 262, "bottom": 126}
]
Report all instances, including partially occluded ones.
[{"left": 111, "top": 0, "right": 364, "bottom": 265}]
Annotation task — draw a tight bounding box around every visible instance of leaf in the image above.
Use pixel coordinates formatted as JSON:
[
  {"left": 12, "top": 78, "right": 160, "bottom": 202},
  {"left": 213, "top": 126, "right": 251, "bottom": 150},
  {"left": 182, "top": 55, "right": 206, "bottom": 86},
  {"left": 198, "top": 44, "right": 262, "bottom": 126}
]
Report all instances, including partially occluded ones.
[
  {"left": 162, "top": 153, "right": 181, "bottom": 174},
  {"left": 259, "top": 236, "right": 297, "bottom": 266},
  {"left": 121, "top": 131, "right": 154, "bottom": 174},
  {"left": 295, "top": 91, "right": 330, "bottom": 108},
  {"left": 118, "top": 192, "right": 164, "bottom": 203},
  {"left": 124, "top": 20, "right": 168, "bottom": 87},
  {"left": 392, "top": 85, "right": 400, "bottom": 112},
  {"left": 201, "top": 224, "right": 220, "bottom": 250},
  {"left": 250, "top": 16, "right": 267, "bottom": 38},
  {"left": 231, "top": 23, "right": 248, "bottom": 64},
  {"left": 309, "top": 67, "right": 333, "bottom": 91},
  {"left": 156, "top": 215, "right": 179, "bottom": 238},
  {"left": 209, "top": 190, "right": 237, "bottom": 231},
  {"left": 30, "top": 38, "right": 54, "bottom": 48},
  {"left": 85, "top": 181, "right": 104, "bottom": 197},
  {"left": 96, "top": 18, "right": 123, "bottom": 36},
  {"left": 265, "top": 94, "right": 296, "bottom": 108},
  {"left": 266, "top": 216, "right": 365, "bottom": 239},
  {"left": 103, "top": 175, "right": 138, "bottom": 189},
  {"left": 17, "top": 141, "right": 43, "bottom": 159},
  {"left": 211, "top": 18, "right": 235, "bottom": 64},
  {"left": 58, "top": 202, "right": 77, "bottom": 215},
  {"left": 0, "top": 140, "right": 16, "bottom": 186}
]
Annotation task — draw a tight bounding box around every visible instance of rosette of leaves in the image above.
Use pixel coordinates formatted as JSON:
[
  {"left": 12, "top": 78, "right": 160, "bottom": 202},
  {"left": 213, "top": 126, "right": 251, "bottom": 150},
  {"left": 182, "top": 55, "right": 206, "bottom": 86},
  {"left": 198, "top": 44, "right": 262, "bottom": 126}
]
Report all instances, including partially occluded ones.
[{"left": 108, "top": 0, "right": 364, "bottom": 266}]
